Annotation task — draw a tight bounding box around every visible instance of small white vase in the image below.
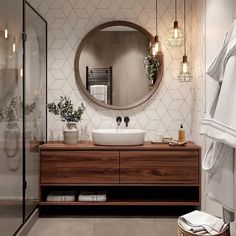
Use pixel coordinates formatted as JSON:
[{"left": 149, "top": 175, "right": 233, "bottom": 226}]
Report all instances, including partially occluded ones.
[
  {"left": 4, "top": 122, "right": 20, "bottom": 158},
  {"left": 63, "top": 122, "right": 79, "bottom": 145}
]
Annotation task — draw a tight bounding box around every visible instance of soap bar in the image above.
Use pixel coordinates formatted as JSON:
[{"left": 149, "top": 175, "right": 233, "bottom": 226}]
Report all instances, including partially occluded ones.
[{"left": 169, "top": 140, "right": 188, "bottom": 146}]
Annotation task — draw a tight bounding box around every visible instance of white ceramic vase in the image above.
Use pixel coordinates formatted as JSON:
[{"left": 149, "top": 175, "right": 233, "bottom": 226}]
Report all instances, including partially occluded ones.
[
  {"left": 4, "top": 122, "right": 20, "bottom": 158},
  {"left": 63, "top": 122, "right": 79, "bottom": 145}
]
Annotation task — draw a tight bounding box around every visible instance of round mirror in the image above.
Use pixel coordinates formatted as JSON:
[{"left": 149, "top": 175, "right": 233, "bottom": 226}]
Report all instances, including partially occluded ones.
[{"left": 75, "top": 21, "right": 163, "bottom": 110}]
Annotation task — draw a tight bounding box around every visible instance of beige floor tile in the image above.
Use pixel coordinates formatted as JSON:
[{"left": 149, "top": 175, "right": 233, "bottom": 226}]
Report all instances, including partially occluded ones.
[
  {"left": 0, "top": 218, "right": 23, "bottom": 236},
  {"left": 27, "top": 217, "right": 179, "bottom": 236},
  {"left": 27, "top": 218, "right": 95, "bottom": 236},
  {"left": 155, "top": 218, "right": 178, "bottom": 236},
  {"left": 92, "top": 220, "right": 157, "bottom": 236},
  {"left": 95, "top": 217, "right": 155, "bottom": 224}
]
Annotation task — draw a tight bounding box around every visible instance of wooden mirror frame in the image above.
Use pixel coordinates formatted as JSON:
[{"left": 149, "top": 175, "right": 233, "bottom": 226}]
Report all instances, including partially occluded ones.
[{"left": 74, "top": 21, "right": 164, "bottom": 110}]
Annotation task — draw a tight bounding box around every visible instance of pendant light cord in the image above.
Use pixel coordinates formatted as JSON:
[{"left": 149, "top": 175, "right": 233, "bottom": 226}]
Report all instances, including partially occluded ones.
[
  {"left": 184, "top": 0, "right": 186, "bottom": 55},
  {"left": 175, "top": 0, "right": 177, "bottom": 21},
  {"left": 156, "top": 0, "right": 158, "bottom": 36}
]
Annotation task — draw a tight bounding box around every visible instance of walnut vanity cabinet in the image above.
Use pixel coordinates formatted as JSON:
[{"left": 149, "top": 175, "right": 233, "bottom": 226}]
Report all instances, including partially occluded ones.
[{"left": 39, "top": 142, "right": 201, "bottom": 207}]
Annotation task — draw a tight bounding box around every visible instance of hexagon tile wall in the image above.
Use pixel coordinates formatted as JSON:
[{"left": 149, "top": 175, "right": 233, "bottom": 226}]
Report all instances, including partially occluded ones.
[{"left": 28, "top": 0, "right": 198, "bottom": 142}]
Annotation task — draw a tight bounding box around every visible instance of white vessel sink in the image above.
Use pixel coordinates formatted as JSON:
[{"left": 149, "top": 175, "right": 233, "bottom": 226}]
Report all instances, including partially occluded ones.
[{"left": 91, "top": 129, "right": 146, "bottom": 146}]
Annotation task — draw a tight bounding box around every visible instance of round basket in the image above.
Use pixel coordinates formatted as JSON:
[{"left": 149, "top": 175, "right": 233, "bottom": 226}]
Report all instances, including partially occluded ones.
[{"left": 177, "top": 222, "right": 231, "bottom": 236}]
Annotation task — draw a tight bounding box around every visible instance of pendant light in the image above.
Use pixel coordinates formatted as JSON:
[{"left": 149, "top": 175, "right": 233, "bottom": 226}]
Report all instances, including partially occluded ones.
[
  {"left": 178, "top": 0, "right": 192, "bottom": 82},
  {"left": 165, "top": 0, "right": 184, "bottom": 48},
  {"left": 4, "top": 22, "right": 8, "bottom": 39},
  {"left": 4, "top": 29, "right": 8, "bottom": 39},
  {"left": 12, "top": 37, "right": 16, "bottom": 53},
  {"left": 150, "top": 0, "right": 161, "bottom": 56}
]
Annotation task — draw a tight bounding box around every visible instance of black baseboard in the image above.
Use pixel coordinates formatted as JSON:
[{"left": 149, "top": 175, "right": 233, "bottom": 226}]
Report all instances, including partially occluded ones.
[{"left": 39, "top": 205, "right": 196, "bottom": 218}]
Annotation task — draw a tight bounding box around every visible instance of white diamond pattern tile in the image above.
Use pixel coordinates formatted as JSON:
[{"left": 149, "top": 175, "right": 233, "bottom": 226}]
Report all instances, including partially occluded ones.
[
  {"left": 74, "top": 0, "right": 88, "bottom": 9},
  {"left": 68, "top": 10, "right": 78, "bottom": 27},
  {"left": 62, "top": 42, "right": 73, "bottom": 58},
  {"left": 122, "top": 9, "right": 136, "bottom": 18},
  {"left": 51, "top": 29, "right": 66, "bottom": 39},
  {"left": 51, "top": 9, "right": 65, "bottom": 19},
  {"left": 27, "top": 0, "right": 197, "bottom": 141},
  {"left": 51, "top": 0, "right": 66, "bottom": 9},
  {"left": 51, "top": 18, "right": 65, "bottom": 29},
  {"left": 62, "top": 1, "right": 72, "bottom": 15},
  {"left": 51, "top": 79, "right": 66, "bottom": 90},
  {"left": 62, "top": 21, "right": 73, "bottom": 37},
  {"left": 38, "top": 1, "right": 49, "bottom": 16},
  {"left": 98, "top": 0, "right": 113, "bottom": 8},
  {"left": 145, "top": 109, "right": 159, "bottom": 120},
  {"left": 51, "top": 39, "right": 66, "bottom": 49},
  {"left": 51, "top": 69, "right": 65, "bottom": 80}
]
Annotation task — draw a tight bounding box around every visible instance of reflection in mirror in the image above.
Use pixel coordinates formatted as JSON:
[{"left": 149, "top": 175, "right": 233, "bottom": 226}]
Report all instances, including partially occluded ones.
[{"left": 75, "top": 22, "right": 163, "bottom": 110}]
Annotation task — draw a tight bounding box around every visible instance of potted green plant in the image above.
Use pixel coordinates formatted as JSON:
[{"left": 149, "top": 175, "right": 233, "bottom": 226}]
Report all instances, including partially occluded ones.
[
  {"left": 144, "top": 55, "right": 160, "bottom": 84},
  {"left": 47, "top": 96, "right": 85, "bottom": 145}
]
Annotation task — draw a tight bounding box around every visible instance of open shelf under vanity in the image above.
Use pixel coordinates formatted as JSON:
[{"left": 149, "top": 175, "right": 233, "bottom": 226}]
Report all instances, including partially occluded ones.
[{"left": 40, "top": 185, "right": 200, "bottom": 206}]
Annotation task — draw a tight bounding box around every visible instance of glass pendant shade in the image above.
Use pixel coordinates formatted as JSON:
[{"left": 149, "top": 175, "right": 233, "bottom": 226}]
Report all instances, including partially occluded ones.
[
  {"left": 150, "top": 35, "right": 161, "bottom": 57},
  {"left": 4, "top": 29, "right": 8, "bottom": 39},
  {"left": 165, "top": 21, "right": 184, "bottom": 48},
  {"left": 150, "top": 0, "right": 161, "bottom": 57},
  {"left": 13, "top": 43, "right": 16, "bottom": 53},
  {"left": 174, "top": 21, "right": 179, "bottom": 38},
  {"left": 13, "top": 38, "right": 16, "bottom": 53},
  {"left": 178, "top": 55, "right": 192, "bottom": 82}
]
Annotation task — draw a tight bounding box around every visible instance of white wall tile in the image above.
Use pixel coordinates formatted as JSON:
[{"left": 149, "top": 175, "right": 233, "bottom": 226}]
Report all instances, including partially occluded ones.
[{"left": 28, "top": 0, "right": 197, "bottom": 141}]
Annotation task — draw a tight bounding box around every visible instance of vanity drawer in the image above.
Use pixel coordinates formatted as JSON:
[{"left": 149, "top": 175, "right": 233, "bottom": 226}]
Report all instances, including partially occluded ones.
[
  {"left": 40, "top": 151, "right": 119, "bottom": 184},
  {"left": 120, "top": 151, "right": 199, "bottom": 184}
]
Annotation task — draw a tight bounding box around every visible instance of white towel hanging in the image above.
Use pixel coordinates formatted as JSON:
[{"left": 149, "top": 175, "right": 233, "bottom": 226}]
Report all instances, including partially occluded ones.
[{"left": 90, "top": 85, "right": 107, "bottom": 104}]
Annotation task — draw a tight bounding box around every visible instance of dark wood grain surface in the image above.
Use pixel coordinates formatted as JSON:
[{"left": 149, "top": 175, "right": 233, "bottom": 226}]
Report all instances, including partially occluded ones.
[
  {"left": 120, "top": 151, "right": 199, "bottom": 184},
  {"left": 40, "top": 141, "right": 200, "bottom": 151},
  {"left": 40, "top": 151, "right": 119, "bottom": 184},
  {"left": 39, "top": 200, "right": 200, "bottom": 206}
]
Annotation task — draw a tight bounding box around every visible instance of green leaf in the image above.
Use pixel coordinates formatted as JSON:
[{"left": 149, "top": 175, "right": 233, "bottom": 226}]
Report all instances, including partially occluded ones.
[{"left": 47, "top": 96, "right": 86, "bottom": 123}]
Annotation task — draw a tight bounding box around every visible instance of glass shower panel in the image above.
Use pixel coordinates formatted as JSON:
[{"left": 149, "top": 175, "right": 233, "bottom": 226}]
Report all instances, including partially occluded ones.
[
  {"left": 24, "top": 3, "right": 47, "bottom": 219},
  {"left": 0, "top": 0, "right": 24, "bottom": 235}
]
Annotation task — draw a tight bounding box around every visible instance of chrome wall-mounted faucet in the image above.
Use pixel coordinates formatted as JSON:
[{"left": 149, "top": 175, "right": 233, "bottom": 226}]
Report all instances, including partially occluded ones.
[{"left": 116, "top": 116, "right": 122, "bottom": 127}]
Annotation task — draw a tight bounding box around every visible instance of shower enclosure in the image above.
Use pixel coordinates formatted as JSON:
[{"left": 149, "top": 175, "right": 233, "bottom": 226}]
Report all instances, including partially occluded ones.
[{"left": 0, "top": 1, "right": 47, "bottom": 235}]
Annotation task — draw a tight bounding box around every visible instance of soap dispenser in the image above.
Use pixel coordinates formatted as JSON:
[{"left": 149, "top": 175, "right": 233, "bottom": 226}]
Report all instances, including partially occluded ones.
[{"left": 178, "top": 124, "right": 185, "bottom": 142}]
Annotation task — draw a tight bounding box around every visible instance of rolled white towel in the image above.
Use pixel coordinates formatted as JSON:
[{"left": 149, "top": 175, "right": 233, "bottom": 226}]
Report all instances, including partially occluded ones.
[
  {"left": 96, "top": 192, "right": 107, "bottom": 202},
  {"left": 78, "top": 191, "right": 107, "bottom": 202},
  {"left": 78, "top": 195, "right": 96, "bottom": 202},
  {"left": 47, "top": 195, "right": 62, "bottom": 202},
  {"left": 63, "top": 192, "right": 76, "bottom": 202},
  {"left": 47, "top": 191, "right": 63, "bottom": 202},
  {"left": 46, "top": 191, "right": 76, "bottom": 202}
]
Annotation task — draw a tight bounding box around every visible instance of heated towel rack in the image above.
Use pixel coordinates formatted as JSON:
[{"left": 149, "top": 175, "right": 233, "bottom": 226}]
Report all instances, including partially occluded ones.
[{"left": 86, "top": 66, "right": 112, "bottom": 105}]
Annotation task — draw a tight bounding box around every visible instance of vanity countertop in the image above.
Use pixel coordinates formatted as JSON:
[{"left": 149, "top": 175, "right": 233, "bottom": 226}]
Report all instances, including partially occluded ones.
[{"left": 39, "top": 141, "right": 200, "bottom": 151}]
